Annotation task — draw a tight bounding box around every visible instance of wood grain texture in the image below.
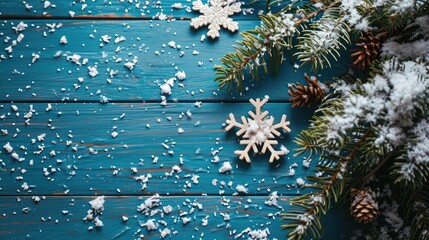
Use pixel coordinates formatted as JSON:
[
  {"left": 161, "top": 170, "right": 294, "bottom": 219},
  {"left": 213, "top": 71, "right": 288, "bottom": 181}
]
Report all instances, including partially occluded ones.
[
  {"left": 0, "top": 195, "right": 354, "bottom": 239},
  {"left": 0, "top": 0, "right": 281, "bottom": 19},
  {"left": 0, "top": 19, "right": 346, "bottom": 102},
  {"left": 0, "top": 102, "right": 315, "bottom": 196}
]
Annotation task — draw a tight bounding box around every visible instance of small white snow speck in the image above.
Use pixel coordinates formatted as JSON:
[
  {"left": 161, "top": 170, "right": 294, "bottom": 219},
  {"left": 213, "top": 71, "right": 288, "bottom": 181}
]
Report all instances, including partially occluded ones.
[
  {"left": 60, "top": 36, "right": 68, "bottom": 44},
  {"left": 296, "top": 177, "right": 305, "bottom": 187}
]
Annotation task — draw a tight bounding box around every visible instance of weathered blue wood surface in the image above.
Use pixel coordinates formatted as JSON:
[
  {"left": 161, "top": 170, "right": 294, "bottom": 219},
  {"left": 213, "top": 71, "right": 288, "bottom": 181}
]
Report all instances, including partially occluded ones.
[
  {"left": 0, "top": 196, "right": 354, "bottom": 239},
  {"left": 0, "top": 102, "right": 314, "bottom": 196},
  {"left": 0, "top": 0, "right": 280, "bottom": 19},
  {"left": 0, "top": 20, "right": 346, "bottom": 102},
  {"left": 0, "top": 0, "right": 356, "bottom": 239}
]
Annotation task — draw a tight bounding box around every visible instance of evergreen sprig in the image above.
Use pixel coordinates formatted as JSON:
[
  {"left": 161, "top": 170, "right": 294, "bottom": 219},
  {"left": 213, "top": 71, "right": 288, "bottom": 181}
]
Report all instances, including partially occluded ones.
[
  {"left": 215, "top": 0, "right": 342, "bottom": 91},
  {"left": 283, "top": 55, "right": 429, "bottom": 239}
]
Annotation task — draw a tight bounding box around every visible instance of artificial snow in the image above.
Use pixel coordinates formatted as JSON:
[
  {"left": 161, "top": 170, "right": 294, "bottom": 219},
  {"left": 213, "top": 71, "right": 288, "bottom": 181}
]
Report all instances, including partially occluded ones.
[
  {"left": 218, "top": 161, "right": 232, "bottom": 173},
  {"left": 89, "top": 196, "right": 105, "bottom": 212},
  {"left": 175, "top": 71, "right": 186, "bottom": 80},
  {"left": 236, "top": 184, "right": 248, "bottom": 194}
]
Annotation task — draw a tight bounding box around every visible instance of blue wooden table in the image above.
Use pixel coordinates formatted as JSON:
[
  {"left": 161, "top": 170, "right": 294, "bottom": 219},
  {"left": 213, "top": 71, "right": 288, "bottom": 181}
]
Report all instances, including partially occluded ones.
[{"left": 0, "top": 1, "right": 355, "bottom": 239}]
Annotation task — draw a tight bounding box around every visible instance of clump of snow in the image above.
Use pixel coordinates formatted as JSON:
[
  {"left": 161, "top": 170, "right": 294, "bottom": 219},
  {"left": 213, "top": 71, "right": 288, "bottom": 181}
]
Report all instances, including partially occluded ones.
[
  {"left": 160, "top": 228, "right": 171, "bottom": 238},
  {"left": 235, "top": 227, "right": 270, "bottom": 239},
  {"left": 296, "top": 178, "right": 305, "bottom": 187},
  {"left": 143, "top": 219, "right": 157, "bottom": 230},
  {"left": 265, "top": 191, "right": 283, "bottom": 209},
  {"left": 137, "top": 194, "right": 160, "bottom": 214},
  {"left": 175, "top": 71, "right": 186, "bottom": 80},
  {"left": 60, "top": 36, "right": 68, "bottom": 44},
  {"left": 236, "top": 184, "right": 248, "bottom": 194},
  {"left": 219, "top": 161, "right": 232, "bottom": 173},
  {"left": 89, "top": 196, "right": 105, "bottom": 212},
  {"left": 3, "top": 142, "right": 13, "bottom": 153},
  {"left": 84, "top": 196, "right": 105, "bottom": 228}
]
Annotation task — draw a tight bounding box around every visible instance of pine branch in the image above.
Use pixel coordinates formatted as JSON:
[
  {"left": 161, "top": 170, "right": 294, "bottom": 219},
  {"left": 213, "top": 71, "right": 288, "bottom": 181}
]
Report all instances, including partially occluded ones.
[
  {"left": 282, "top": 130, "right": 370, "bottom": 239},
  {"left": 214, "top": 0, "right": 341, "bottom": 91}
]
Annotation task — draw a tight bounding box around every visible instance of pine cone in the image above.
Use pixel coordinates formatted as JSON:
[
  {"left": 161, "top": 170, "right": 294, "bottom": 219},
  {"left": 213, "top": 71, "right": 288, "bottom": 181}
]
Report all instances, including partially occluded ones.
[
  {"left": 288, "top": 74, "right": 326, "bottom": 108},
  {"left": 350, "top": 188, "right": 379, "bottom": 224},
  {"left": 351, "top": 31, "right": 387, "bottom": 69}
]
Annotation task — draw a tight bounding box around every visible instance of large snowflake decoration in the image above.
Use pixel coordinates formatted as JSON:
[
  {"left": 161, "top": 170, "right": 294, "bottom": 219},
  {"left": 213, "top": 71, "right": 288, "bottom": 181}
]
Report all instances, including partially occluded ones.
[
  {"left": 225, "top": 98, "right": 291, "bottom": 163},
  {"left": 190, "top": 0, "right": 241, "bottom": 39}
]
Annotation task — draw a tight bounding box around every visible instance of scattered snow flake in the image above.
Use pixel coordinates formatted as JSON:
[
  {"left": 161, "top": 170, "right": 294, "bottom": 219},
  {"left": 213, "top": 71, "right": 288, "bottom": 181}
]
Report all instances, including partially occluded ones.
[
  {"left": 225, "top": 98, "right": 291, "bottom": 163},
  {"left": 44, "top": 1, "right": 51, "bottom": 8},
  {"left": 69, "top": 11, "right": 75, "bottom": 17},
  {"left": 88, "top": 66, "right": 99, "bottom": 77},
  {"left": 137, "top": 194, "right": 160, "bottom": 213},
  {"left": 175, "top": 71, "right": 186, "bottom": 80},
  {"left": 89, "top": 196, "right": 105, "bottom": 212},
  {"left": 111, "top": 131, "right": 119, "bottom": 138},
  {"left": 3, "top": 142, "right": 13, "bottom": 153},
  {"left": 172, "top": 3, "right": 183, "bottom": 9},
  {"left": 101, "top": 35, "right": 111, "bottom": 43},
  {"left": 163, "top": 205, "right": 173, "bottom": 214},
  {"left": 60, "top": 36, "right": 68, "bottom": 44},
  {"left": 114, "top": 36, "right": 126, "bottom": 44},
  {"left": 160, "top": 227, "right": 171, "bottom": 238},
  {"left": 94, "top": 216, "right": 104, "bottom": 227},
  {"left": 168, "top": 41, "right": 176, "bottom": 48},
  {"left": 31, "top": 53, "right": 40, "bottom": 64},
  {"left": 190, "top": 0, "right": 241, "bottom": 39},
  {"left": 194, "top": 101, "right": 202, "bottom": 108},
  {"left": 143, "top": 219, "right": 158, "bottom": 230},
  {"left": 219, "top": 161, "right": 232, "bottom": 173},
  {"left": 13, "top": 22, "right": 28, "bottom": 33},
  {"left": 265, "top": 191, "right": 283, "bottom": 209},
  {"left": 122, "top": 215, "right": 128, "bottom": 222},
  {"left": 182, "top": 217, "right": 191, "bottom": 224},
  {"left": 296, "top": 177, "right": 305, "bottom": 187},
  {"left": 235, "top": 227, "right": 270, "bottom": 239},
  {"left": 178, "top": 127, "right": 184, "bottom": 134},
  {"left": 236, "top": 184, "right": 248, "bottom": 194},
  {"left": 160, "top": 83, "right": 172, "bottom": 95},
  {"left": 280, "top": 145, "right": 289, "bottom": 155}
]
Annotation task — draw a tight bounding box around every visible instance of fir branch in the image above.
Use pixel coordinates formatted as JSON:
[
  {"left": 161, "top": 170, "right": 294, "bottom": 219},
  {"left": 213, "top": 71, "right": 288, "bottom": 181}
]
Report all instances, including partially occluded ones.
[
  {"left": 214, "top": 0, "right": 341, "bottom": 91},
  {"left": 282, "top": 130, "right": 370, "bottom": 240}
]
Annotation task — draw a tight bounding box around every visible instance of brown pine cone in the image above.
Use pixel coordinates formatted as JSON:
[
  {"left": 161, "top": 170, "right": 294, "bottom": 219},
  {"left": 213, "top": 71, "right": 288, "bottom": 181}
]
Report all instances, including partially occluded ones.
[
  {"left": 288, "top": 74, "right": 326, "bottom": 108},
  {"left": 350, "top": 188, "right": 379, "bottom": 224},
  {"left": 351, "top": 31, "right": 388, "bottom": 69}
]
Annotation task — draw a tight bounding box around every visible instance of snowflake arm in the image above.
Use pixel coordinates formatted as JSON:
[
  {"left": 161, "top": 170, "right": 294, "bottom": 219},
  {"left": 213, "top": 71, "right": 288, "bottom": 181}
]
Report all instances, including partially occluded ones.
[
  {"left": 262, "top": 140, "right": 285, "bottom": 163},
  {"left": 225, "top": 113, "right": 248, "bottom": 136},
  {"left": 234, "top": 140, "right": 254, "bottom": 163},
  {"left": 271, "top": 114, "right": 291, "bottom": 136},
  {"left": 248, "top": 98, "right": 269, "bottom": 122}
]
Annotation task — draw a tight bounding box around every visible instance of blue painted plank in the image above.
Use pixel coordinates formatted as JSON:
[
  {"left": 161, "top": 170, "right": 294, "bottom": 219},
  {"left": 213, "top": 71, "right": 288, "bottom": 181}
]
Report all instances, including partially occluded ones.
[
  {"left": 0, "top": 20, "right": 347, "bottom": 102},
  {"left": 0, "top": 195, "right": 289, "bottom": 239},
  {"left": 0, "top": 0, "right": 277, "bottom": 19},
  {"left": 0, "top": 102, "right": 315, "bottom": 196},
  {"left": 0, "top": 195, "right": 355, "bottom": 239}
]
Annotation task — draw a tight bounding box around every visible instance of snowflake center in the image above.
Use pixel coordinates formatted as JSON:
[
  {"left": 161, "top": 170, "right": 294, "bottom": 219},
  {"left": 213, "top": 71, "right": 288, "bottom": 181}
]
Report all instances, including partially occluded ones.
[{"left": 245, "top": 117, "right": 274, "bottom": 145}]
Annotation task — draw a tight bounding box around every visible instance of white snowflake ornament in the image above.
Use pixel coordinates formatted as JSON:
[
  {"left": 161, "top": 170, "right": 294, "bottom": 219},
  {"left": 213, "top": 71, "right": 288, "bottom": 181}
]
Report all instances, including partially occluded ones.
[
  {"left": 190, "top": 0, "right": 241, "bottom": 39},
  {"left": 225, "top": 98, "right": 291, "bottom": 163}
]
